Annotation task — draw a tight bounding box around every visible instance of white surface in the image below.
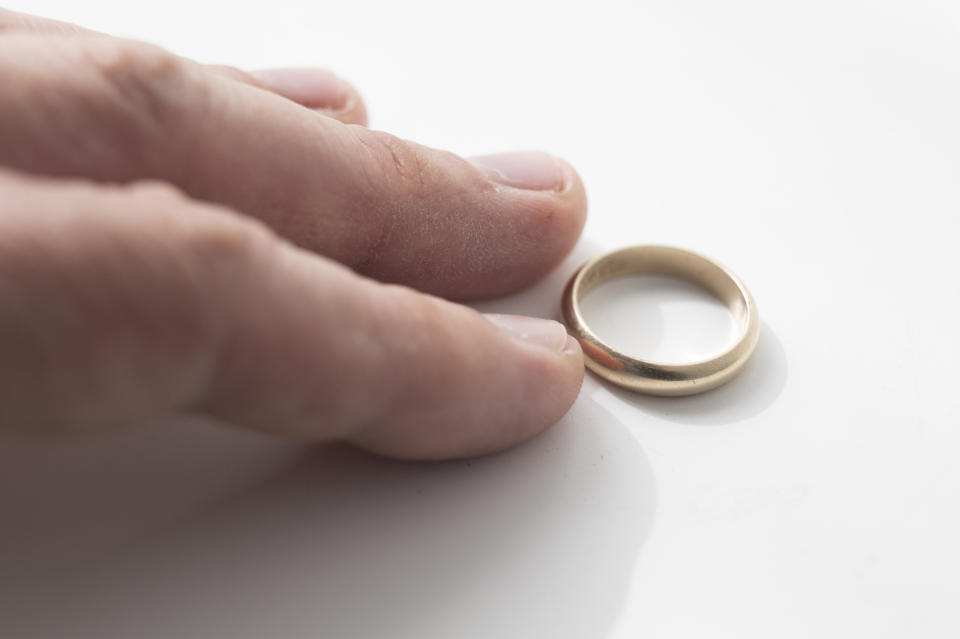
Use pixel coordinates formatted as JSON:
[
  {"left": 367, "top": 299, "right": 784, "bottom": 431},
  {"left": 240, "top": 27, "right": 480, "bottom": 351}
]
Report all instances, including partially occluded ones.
[{"left": 2, "top": 1, "right": 959, "bottom": 637}]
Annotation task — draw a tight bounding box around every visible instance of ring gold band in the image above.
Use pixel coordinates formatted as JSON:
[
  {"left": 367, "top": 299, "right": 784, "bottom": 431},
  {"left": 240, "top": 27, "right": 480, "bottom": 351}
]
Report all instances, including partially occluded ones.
[{"left": 561, "top": 245, "right": 760, "bottom": 396}]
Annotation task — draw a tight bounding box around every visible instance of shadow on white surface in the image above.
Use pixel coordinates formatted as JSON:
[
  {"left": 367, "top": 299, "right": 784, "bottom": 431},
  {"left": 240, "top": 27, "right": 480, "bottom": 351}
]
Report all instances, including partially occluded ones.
[
  {"left": 605, "top": 323, "right": 789, "bottom": 425},
  {"left": 1, "top": 397, "right": 655, "bottom": 639}
]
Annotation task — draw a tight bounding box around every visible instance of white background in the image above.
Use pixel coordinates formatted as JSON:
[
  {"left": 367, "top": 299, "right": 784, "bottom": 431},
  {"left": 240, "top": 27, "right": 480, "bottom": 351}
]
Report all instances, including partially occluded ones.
[{"left": 2, "top": 1, "right": 959, "bottom": 637}]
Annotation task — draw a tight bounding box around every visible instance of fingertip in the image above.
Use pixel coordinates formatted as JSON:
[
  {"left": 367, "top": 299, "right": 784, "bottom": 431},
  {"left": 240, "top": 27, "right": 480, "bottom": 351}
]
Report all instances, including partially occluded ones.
[
  {"left": 558, "top": 156, "right": 588, "bottom": 224},
  {"left": 453, "top": 153, "right": 587, "bottom": 300},
  {"left": 377, "top": 150, "right": 587, "bottom": 302},
  {"left": 553, "top": 156, "right": 589, "bottom": 265},
  {"left": 339, "top": 305, "right": 585, "bottom": 461},
  {"left": 430, "top": 313, "right": 585, "bottom": 458},
  {"left": 531, "top": 333, "right": 586, "bottom": 436}
]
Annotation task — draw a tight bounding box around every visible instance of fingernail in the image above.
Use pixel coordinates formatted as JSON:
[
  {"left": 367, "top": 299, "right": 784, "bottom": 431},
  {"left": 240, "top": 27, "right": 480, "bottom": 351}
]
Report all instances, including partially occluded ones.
[
  {"left": 563, "top": 334, "right": 582, "bottom": 356},
  {"left": 485, "top": 313, "right": 570, "bottom": 352},
  {"left": 468, "top": 151, "right": 565, "bottom": 191},
  {"left": 250, "top": 67, "right": 347, "bottom": 109}
]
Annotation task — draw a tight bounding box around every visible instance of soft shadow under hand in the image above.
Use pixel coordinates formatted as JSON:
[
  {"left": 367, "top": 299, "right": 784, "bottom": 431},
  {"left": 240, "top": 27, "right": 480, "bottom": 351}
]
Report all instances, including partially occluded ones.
[{"left": 3, "top": 397, "right": 655, "bottom": 639}]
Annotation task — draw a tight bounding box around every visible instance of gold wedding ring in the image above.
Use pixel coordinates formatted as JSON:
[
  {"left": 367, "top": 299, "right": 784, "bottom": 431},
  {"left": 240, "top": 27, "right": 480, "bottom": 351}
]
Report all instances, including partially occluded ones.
[{"left": 562, "top": 245, "right": 759, "bottom": 396}]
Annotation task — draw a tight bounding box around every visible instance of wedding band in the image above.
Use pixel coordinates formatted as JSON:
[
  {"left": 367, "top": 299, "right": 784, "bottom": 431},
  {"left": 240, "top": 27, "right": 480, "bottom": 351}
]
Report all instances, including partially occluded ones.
[{"left": 561, "top": 245, "right": 759, "bottom": 396}]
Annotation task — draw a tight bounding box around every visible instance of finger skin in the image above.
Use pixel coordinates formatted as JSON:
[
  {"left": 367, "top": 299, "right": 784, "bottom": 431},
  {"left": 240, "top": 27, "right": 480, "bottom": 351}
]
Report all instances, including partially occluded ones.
[
  {"left": 0, "top": 34, "right": 587, "bottom": 300},
  {"left": 0, "top": 8, "right": 89, "bottom": 34},
  {"left": 0, "top": 8, "right": 368, "bottom": 124},
  {"left": 204, "top": 65, "right": 369, "bottom": 125},
  {"left": 0, "top": 170, "right": 583, "bottom": 459}
]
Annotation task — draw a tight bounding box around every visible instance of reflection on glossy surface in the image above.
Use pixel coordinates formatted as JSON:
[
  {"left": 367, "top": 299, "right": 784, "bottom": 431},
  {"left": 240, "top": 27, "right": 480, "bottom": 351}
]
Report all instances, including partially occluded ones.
[{"left": 0, "top": 395, "right": 655, "bottom": 638}]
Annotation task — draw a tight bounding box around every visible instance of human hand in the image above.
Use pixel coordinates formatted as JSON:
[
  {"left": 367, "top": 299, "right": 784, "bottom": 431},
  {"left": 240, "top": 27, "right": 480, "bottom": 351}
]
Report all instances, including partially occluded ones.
[{"left": 0, "top": 9, "right": 586, "bottom": 459}]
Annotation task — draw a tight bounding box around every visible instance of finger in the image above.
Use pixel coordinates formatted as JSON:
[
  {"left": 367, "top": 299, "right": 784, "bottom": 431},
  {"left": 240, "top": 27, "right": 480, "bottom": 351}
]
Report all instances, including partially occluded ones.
[
  {"left": 0, "top": 169, "right": 583, "bottom": 460},
  {"left": 208, "top": 66, "right": 369, "bottom": 126},
  {"left": 0, "top": 8, "right": 89, "bottom": 35},
  {"left": 0, "top": 34, "right": 586, "bottom": 300},
  {"left": 0, "top": 9, "right": 366, "bottom": 125}
]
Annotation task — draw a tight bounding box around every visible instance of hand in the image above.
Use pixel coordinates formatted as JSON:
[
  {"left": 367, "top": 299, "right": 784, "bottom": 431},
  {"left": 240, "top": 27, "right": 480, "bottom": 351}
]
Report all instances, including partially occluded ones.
[{"left": 0, "top": 9, "right": 586, "bottom": 459}]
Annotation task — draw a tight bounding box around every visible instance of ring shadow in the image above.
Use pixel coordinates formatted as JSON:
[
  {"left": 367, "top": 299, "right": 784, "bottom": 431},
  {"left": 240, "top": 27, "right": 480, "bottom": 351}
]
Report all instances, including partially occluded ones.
[
  {"left": 603, "top": 322, "right": 789, "bottom": 426},
  {"left": 2, "top": 397, "right": 656, "bottom": 639}
]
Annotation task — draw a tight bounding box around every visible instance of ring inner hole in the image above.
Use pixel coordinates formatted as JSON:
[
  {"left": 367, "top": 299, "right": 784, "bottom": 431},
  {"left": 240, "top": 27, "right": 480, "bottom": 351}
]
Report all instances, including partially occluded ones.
[{"left": 578, "top": 274, "right": 740, "bottom": 364}]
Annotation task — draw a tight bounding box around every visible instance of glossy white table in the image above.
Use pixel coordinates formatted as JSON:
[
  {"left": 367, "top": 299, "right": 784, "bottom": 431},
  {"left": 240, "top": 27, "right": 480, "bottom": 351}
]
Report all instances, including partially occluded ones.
[{"left": 3, "top": 1, "right": 958, "bottom": 636}]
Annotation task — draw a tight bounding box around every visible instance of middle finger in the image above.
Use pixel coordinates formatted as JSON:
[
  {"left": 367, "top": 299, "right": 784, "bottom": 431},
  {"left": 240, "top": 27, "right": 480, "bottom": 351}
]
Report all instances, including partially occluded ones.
[{"left": 0, "top": 33, "right": 587, "bottom": 300}]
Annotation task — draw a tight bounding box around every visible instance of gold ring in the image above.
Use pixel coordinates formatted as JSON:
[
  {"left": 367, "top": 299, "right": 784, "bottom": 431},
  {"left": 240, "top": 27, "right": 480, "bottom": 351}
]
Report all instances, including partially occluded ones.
[{"left": 561, "top": 245, "right": 760, "bottom": 396}]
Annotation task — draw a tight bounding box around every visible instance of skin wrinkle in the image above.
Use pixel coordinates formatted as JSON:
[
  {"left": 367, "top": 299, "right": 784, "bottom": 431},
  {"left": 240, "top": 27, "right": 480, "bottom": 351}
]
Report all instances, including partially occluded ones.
[
  {"left": 0, "top": 38, "right": 172, "bottom": 181},
  {"left": 84, "top": 39, "right": 194, "bottom": 180},
  {"left": 352, "top": 202, "right": 398, "bottom": 274},
  {"left": 246, "top": 112, "right": 346, "bottom": 250},
  {"left": 174, "top": 75, "right": 349, "bottom": 258},
  {"left": 87, "top": 42, "right": 177, "bottom": 144},
  {"left": 343, "top": 130, "right": 410, "bottom": 274},
  {"left": 346, "top": 130, "right": 470, "bottom": 284}
]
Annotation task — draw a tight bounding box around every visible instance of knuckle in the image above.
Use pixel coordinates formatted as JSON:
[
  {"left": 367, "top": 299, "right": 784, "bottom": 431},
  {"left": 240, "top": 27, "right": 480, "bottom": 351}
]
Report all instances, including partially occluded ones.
[
  {"left": 90, "top": 38, "right": 182, "bottom": 99},
  {"left": 184, "top": 214, "right": 274, "bottom": 272},
  {"left": 121, "top": 180, "right": 276, "bottom": 272},
  {"left": 84, "top": 38, "right": 198, "bottom": 149},
  {"left": 357, "top": 129, "right": 432, "bottom": 194},
  {"left": 0, "top": 36, "right": 194, "bottom": 173},
  {"left": 181, "top": 214, "right": 277, "bottom": 286}
]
